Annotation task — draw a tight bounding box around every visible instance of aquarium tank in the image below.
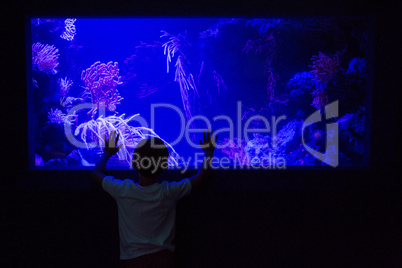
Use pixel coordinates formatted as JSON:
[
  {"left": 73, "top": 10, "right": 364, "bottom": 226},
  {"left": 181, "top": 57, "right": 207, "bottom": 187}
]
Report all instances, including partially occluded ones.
[{"left": 27, "top": 17, "right": 372, "bottom": 170}]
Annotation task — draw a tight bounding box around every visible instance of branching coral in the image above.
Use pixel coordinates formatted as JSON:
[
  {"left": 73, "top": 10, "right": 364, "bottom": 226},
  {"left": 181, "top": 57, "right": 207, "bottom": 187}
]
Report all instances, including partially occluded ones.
[
  {"left": 174, "top": 57, "right": 198, "bottom": 121},
  {"left": 309, "top": 52, "right": 341, "bottom": 83},
  {"left": 137, "top": 83, "right": 159, "bottom": 98},
  {"left": 265, "top": 63, "right": 280, "bottom": 103},
  {"left": 58, "top": 77, "right": 73, "bottom": 96},
  {"left": 48, "top": 108, "right": 76, "bottom": 125},
  {"left": 212, "top": 70, "right": 227, "bottom": 94},
  {"left": 161, "top": 31, "right": 183, "bottom": 73},
  {"left": 161, "top": 31, "right": 198, "bottom": 123},
  {"left": 32, "top": 42, "right": 59, "bottom": 74},
  {"left": 243, "top": 32, "right": 276, "bottom": 54},
  {"left": 60, "top": 96, "right": 83, "bottom": 108},
  {"left": 81, "top": 61, "right": 123, "bottom": 118},
  {"left": 311, "top": 87, "right": 329, "bottom": 110},
  {"left": 60, "top": 18, "right": 77, "bottom": 41},
  {"left": 74, "top": 114, "right": 179, "bottom": 166},
  {"left": 309, "top": 52, "right": 341, "bottom": 109},
  {"left": 58, "top": 77, "right": 81, "bottom": 108}
]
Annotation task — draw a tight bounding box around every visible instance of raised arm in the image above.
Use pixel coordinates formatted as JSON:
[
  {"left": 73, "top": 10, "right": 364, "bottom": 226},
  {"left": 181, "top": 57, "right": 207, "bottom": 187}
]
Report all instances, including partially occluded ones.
[
  {"left": 91, "top": 131, "right": 122, "bottom": 185},
  {"left": 190, "top": 129, "right": 218, "bottom": 189}
]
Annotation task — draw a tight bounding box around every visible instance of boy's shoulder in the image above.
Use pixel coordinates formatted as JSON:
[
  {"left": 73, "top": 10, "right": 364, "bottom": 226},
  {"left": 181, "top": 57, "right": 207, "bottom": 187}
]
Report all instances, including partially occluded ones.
[{"left": 159, "top": 178, "right": 192, "bottom": 195}]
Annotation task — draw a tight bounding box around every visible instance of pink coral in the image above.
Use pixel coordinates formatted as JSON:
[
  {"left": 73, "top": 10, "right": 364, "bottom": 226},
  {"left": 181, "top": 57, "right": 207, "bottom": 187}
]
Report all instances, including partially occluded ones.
[
  {"left": 309, "top": 52, "right": 341, "bottom": 109},
  {"left": 265, "top": 63, "right": 279, "bottom": 102},
  {"left": 81, "top": 61, "right": 123, "bottom": 118},
  {"left": 32, "top": 42, "right": 59, "bottom": 74},
  {"left": 48, "top": 108, "right": 66, "bottom": 124},
  {"left": 311, "top": 87, "right": 329, "bottom": 110},
  {"left": 58, "top": 77, "right": 73, "bottom": 96},
  {"left": 48, "top": 108, "right": 76, "bottom": 125},
  {"left": 309, "top": 52, "right": 341, "bottom": 83}
]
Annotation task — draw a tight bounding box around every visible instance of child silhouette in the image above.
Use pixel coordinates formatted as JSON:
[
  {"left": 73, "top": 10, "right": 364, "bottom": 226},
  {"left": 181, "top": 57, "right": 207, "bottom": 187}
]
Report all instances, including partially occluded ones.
[{"left": 91, "top": 130, "right": 217, "bottom": 267}]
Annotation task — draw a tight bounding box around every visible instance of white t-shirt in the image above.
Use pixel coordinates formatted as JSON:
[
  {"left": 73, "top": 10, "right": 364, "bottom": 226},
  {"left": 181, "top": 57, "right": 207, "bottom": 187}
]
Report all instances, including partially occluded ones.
[{"left": 102, "top": 176, "right": 192, "bottom": 260}]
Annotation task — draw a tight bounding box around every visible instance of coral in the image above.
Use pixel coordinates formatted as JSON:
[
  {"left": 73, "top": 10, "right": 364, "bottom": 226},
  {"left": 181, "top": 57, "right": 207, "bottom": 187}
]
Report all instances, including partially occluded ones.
[
  {"left": 346, "top": 57, "right": 366, "bottom": 79},
  {"left": 243, "top": 31, "right": 277, "bottom": 54},
  {"left": 137, "top": 83, "right": 159, "bottom": 98},
  {"left": 66, "top": 149, "right": 81, "bottom": 166},
  {"left": 122, "top": 41, "right": 162, "bottom": 83},
  {"left": 199, "top": 26, "right": 219, "bottom": 39},
  {"left": 219, "top": 138, "right": 250, "bottom": 165},
  {"left": 161, "top": 31, "right": 184, "bottom": 73},
  {"left": 174, "top": 56, "right": 198, "bottom": 121},
  {"left": 337, "top": 107, "right": 365, "bottom": 135},
  {"left": 287, "top": 71, "right": 318, "bottom": 98},
  {"left": 161, "top": 31, "right": 198, "bottom": 122},
  {"left": 122, "top": 41, "right": 165, "bottom": 99},
  {"left": 243, "top": 29, "right": 281, "bottom": 106},
  {"left": 60, "top": 96, "right": 83, "bottom": 108},
  {"left": 199, "top": 18, "right": 241, "bottom": 39},
  {"left": 196, "top": 61, "right": 228, "bottom": 106},
  {"left": 246, "top": 19, "right": 283, "bottom": 35},
  {"left": 274, "top": 120, "right": 300, "bottom": 151},
  {"left": 265, "top": 63, "right": 280, "bottom": 102},
  {"left": 245, "top": 119, "right": 300, "bottom": 161},
  {"left": 81, "top": 61, "right": 123, "bottom": 118},
  {"left": 48, "top": 108, "right": 66, "bottom": 124},
  {"left": 311, "top": 87, "right": 329, "bottom": 110},
  {"left": 244, "top": 134, "right": 271, "bottom": 165},
  {"left": 338, "top": 107, "right": 365, "bottom": 160},
  {"left": 219, "top": 120, "right": 301, "bottom": 166},
  {"left": 74, "top": 114, "right": 179, "bottom": 166},
  {"left": 32, "top": 42, "right": 59, "bottom": 74},
  {"left": 309, "top": 52, "right": 341, "bottom": 109},
  {"left": 58, "top": 77, "right": 73, "bottom": 96},
  {"left": 48, "top": 108, "right": 76, "bottom": 125},
  {"left": 212, "top": 70, "right": 227, "bottom": 94},
  {"left": 60, "top": 18, "right": 77, "bottom": 41},
  {"left": 309, "top": 52, "right": 341, "bottom": 83}
]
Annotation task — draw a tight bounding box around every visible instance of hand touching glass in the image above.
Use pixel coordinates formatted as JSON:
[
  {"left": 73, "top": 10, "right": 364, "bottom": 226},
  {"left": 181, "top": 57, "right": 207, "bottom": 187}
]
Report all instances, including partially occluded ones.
[
  {"left": 199, "top": 129, "right": 218, "bottom": 157},
  {"left": 104, "top": 131, "right": 122, "bottom": 156}
]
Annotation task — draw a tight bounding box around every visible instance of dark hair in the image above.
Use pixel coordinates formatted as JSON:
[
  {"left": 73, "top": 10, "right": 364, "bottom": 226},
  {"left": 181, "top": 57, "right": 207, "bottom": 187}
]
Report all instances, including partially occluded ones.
[{"left": 132, "top": 137, "right": 169, "bottom": 177}]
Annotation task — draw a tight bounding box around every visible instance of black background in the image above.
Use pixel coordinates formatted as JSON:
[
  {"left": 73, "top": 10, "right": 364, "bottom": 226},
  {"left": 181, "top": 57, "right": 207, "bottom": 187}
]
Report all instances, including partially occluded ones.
[{"left": 1, "top": 0, "right": 401, "bottom": 266}]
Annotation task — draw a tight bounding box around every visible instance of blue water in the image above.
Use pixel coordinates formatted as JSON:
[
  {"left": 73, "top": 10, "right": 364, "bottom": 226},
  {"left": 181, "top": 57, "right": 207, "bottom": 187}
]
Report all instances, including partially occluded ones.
[{"left": 28, "top": 17, "right": 371, "bottom": 169}]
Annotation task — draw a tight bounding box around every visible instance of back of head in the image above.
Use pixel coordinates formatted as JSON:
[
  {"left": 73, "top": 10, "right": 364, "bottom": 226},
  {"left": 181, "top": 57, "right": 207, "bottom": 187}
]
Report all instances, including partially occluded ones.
[{"left": 132, "top": 137, "right": 169, "bottom": 178}]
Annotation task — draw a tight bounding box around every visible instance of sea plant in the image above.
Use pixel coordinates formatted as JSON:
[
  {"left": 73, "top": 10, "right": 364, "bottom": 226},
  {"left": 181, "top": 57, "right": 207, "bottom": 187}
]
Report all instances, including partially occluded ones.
[
  {"left": 161, "top": 30, "right": 198, "bottom": 123},
  {"left": 74, "top": 114, "right": 179, "bottom": 166},
  {"left": 309, "top": 52, "right": 341, "bottom": 109}
]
